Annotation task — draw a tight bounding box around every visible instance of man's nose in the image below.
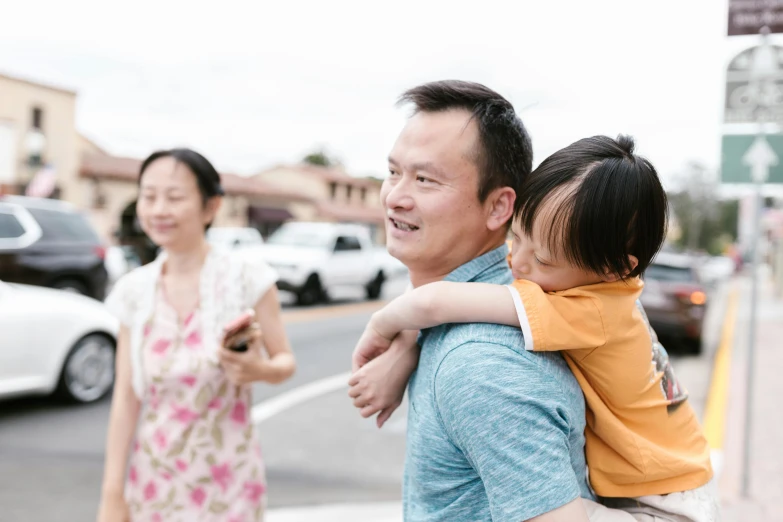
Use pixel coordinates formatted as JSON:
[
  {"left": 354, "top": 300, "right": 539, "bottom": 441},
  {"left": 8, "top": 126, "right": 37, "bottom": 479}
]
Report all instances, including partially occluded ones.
[{"left": 382, "top": 176, "right": 414, "bottom": 210}]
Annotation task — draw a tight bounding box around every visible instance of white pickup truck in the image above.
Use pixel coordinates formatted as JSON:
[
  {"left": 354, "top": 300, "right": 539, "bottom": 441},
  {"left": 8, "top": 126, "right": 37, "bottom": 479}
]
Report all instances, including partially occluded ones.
[{"left": 258, "top": 222, "right": 405, "bottom": 306}]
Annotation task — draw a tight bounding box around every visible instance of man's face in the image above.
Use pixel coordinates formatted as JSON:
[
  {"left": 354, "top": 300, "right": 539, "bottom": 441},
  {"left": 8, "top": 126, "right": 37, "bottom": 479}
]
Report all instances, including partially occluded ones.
[{"left": 382, "top": 109, "right": 501, "bottom": 283}]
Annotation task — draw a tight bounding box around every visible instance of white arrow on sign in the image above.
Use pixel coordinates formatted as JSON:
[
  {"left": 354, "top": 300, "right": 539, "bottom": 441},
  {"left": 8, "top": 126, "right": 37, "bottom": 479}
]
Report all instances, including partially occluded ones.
[{"left": 742, "top": 135, "right": 778, "bottom": 183}]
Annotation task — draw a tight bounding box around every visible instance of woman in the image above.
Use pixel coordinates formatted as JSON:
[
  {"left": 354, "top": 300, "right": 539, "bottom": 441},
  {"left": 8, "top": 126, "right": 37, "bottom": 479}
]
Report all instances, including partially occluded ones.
[{"left": 96, "top": 149, "right": 296, "bottom": 522}]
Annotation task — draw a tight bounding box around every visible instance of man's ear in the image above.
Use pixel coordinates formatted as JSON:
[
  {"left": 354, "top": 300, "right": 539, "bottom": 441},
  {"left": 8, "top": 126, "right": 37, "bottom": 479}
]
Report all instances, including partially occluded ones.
[
  {"left": 602, "top": 255, "right": 639, "bottom": 282},
  {"left": 486, "top": 187, "right": 516, "bottom": 231}
]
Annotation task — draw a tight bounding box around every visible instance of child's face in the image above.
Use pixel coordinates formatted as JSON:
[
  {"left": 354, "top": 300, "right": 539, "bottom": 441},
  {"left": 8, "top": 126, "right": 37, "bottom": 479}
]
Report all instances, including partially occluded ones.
[{"left": 508, "top": 216, "right": 608, "bottom": 293}]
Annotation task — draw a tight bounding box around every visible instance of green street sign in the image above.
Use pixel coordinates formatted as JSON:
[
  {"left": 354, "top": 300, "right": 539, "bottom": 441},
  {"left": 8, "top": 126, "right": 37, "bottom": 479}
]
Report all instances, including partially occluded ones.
[{"left": 722, "top": 134, "right": 783, "bottom": 184}]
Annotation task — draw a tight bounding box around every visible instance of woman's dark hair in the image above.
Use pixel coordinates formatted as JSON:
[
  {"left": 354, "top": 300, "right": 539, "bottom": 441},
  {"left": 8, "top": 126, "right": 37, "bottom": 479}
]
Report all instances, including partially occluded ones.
[
  {"left": 514, "top": 135, "right": 668, "bottom": 280},
  {"left": 139, "top": 148, "right": 225, "bottom": 204},
  {"left": 138, "top": 148, "right": 225, "bottom": 231}
]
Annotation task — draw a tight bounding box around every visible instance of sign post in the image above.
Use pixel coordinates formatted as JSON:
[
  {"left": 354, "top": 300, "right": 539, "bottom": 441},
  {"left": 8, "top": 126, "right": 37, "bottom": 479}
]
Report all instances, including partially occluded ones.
[
  {"left": 724, "top": 0, "right": 783, "bottom": 499},
  {"left": 741, "top": 133, "right": 775, "bottom": 497}
]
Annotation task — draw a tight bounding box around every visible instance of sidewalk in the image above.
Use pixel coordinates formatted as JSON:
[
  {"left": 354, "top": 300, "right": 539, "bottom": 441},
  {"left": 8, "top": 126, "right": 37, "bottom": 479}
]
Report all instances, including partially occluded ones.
[{"left": 719, "top": 268, "right": 783, "bottom": 522}]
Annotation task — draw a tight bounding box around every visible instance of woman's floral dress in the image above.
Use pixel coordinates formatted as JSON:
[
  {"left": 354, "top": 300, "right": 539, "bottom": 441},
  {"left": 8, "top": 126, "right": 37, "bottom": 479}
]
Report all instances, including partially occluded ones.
[{"left": 125, "top": 285, "right": 266, "bottom": 522}]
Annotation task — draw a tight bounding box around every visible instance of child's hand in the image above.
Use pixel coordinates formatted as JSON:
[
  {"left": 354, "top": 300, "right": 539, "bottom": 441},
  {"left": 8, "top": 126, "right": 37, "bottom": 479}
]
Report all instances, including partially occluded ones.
[
  {"left": 348, "top": 330, "right": 420, "bottom": 428},
  {"left": 352, "top": 321, "right": 394, "bottom": 372}
]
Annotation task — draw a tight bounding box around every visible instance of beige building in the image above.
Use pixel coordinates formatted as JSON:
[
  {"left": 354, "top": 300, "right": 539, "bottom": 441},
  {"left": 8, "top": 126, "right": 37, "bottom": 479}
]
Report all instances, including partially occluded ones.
[
  {"left": 0, "top": 72, "right": 78, "bottom": 200},
  {"left": 0, "top": 71, "right": 386, "bottom": 255}
]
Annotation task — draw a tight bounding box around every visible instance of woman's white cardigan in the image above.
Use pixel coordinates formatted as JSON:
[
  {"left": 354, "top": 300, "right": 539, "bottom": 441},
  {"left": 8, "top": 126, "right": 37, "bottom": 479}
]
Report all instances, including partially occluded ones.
[{"left": 104, "top": 248, "right": 278, "bottom": 399}]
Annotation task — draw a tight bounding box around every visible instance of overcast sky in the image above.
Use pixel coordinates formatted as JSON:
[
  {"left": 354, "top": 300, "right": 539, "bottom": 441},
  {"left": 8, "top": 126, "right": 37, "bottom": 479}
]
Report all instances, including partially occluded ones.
[{"left": 2, "top": 0, "right": 772, "bottom": 190}]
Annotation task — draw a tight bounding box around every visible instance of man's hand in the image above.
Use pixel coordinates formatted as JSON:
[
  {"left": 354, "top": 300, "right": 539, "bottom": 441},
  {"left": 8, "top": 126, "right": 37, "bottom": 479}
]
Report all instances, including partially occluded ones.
[
  {"left": 352, "top": 320, "right": 394, "bottom": 372},
  {"left": 348, "top": 329, "right": 420, "bottom": 428}
]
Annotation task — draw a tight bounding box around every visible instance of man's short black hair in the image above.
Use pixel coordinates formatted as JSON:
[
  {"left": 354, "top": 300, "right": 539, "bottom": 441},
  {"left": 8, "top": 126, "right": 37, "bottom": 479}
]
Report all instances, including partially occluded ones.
[
  {"left": 514, "top": 135, "right": 668, "bottom": 279},
  {"left": 398, "top": 80, "right": 533, "bottom": 203}
]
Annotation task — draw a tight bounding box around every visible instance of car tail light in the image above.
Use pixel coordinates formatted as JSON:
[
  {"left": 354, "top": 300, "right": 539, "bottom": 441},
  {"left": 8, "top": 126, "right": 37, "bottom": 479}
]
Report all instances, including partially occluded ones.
[
  {"left": 94, "top": 246, "right": 106, "bottom": 260},
  {"left": 674, "top": 286, "right": 706, "bottom": 306}
]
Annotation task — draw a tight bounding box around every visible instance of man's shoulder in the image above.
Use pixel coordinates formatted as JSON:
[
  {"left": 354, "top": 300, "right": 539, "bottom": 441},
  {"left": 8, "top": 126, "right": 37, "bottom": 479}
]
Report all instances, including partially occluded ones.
[
  {"left": 426, "top": 324, "right": 582, "bottom": 412},
  {"left": 437, "top": 321, "right": 526, "bottom": 355}
]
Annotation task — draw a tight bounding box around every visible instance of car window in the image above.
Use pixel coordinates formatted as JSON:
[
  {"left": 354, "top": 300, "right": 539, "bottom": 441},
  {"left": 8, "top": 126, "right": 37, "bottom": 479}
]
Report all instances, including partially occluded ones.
[
  {"left": 26, "top": 208, "right": 100, "bottom": 242},
  {"left": 334, "top": 235, "right": 362, "bottom": 251},
  {"left": 0, "top": 212, "right": 25, "bottom": 239},
  {"left": 644, "top": 264, "right": 695, "bottom": 283}
]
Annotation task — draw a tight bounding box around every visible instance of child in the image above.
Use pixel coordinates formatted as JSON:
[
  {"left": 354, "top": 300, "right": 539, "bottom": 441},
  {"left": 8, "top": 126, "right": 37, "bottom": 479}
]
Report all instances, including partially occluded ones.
[{"left": 349, "top": 135, "right": 718, "bottom": 521}]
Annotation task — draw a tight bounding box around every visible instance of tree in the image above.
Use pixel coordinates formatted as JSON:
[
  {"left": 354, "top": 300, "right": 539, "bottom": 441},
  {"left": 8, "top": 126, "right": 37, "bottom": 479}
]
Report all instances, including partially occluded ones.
[
  {"left": 302, "top": 149, "right": 340, "bottom": 168},
  {"left": 667, "top": 162, "right": 739, "bottom": 255}
]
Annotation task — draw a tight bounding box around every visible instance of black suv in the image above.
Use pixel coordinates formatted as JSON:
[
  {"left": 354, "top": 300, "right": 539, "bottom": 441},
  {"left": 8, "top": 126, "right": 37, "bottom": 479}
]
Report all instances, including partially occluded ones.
[{"left": 0, "top": 196, "right": 108, "bottom": 300}]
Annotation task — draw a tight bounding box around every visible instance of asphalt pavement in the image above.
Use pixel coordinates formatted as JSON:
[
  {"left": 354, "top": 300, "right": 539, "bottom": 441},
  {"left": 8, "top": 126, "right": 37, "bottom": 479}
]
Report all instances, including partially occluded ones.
[{"left": 0, "top": 276, "right": 727, "bottom": 522}]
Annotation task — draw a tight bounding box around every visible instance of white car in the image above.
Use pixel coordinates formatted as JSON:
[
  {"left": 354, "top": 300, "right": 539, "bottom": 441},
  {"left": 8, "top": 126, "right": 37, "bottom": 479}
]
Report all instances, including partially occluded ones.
[
  {"left": 0, "top": 280, "right": 119, "bottom": 403},
  {"left": 260, "top": 222, "right": 405, "bottom": 306},
  {"left": 207, "top": 227, "right": 264, "bottom": 250}
]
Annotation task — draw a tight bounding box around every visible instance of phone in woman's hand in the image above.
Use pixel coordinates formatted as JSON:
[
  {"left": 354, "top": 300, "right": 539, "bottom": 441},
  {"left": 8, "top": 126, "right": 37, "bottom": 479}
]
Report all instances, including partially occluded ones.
[{"left": 223, "top": 310, "right": 255, "bottom": 352}]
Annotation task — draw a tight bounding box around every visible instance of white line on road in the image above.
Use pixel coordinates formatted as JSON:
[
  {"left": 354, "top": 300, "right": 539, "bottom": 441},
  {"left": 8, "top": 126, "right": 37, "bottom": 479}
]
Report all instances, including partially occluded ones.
[{"left": 252, "top": 372, "right": 352, "bottom": 425}]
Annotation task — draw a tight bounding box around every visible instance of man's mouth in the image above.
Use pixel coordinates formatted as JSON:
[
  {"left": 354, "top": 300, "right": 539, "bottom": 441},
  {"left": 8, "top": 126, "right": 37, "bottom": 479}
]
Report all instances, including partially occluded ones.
[{"left": 389, "top": 218, "right": 419, "bottom": 232}]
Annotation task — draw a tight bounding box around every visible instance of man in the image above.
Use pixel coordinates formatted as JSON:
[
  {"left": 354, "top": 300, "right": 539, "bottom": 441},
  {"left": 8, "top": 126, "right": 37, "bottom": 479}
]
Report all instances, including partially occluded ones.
[{"left": 352, "top": 80, "right": 597, "bottom": 521}]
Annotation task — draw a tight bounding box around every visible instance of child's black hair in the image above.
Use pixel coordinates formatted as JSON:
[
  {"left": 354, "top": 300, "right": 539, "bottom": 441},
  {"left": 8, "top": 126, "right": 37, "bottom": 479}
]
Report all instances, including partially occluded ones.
[{"left": 514, "top": 135, "right": 667, "bottom": 279}]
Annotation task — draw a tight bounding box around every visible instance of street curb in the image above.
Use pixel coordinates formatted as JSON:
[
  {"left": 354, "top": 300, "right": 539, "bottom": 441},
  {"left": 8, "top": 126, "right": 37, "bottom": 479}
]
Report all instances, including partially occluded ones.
[{"left": 702, "top": 283, "right": 739, "bottom": 481}]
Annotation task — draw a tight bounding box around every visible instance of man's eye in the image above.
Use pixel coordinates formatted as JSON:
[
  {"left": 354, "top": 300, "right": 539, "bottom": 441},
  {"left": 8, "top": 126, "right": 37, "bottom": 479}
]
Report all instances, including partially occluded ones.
[
  {"left": 416, "top": 175, "right": 432, "bottom": 183},
  {"left": 388, "top": 169, "right": 400, "bottom": 177}
]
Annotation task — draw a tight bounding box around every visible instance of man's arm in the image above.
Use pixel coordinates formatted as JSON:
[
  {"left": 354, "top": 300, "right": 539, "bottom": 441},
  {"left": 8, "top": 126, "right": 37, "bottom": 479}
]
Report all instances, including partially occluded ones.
[{"left": 435, "top": 342, "right": 586, "bottom": 522}]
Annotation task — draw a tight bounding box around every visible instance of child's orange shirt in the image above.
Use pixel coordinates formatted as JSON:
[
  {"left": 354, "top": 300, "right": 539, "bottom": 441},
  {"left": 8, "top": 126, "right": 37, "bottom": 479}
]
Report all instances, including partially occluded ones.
[{"left": 507, "top": 277, "right": 712, "bottom": 497}]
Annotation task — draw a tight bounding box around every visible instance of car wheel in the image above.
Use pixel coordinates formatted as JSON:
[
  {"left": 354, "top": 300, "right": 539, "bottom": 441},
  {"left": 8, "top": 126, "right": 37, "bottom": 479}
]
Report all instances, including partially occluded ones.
[
  {"left": 366, "top": 271, "right": 386, "bottom": 300},
  {"left": 296, "top": 274, "right": 324, "bottom": 307},
  {"left": 56, "top": 334, "right": 116, "bottom": 403},
  {"left": 52, "top": 278, "right": 89, "bottom": 296}
]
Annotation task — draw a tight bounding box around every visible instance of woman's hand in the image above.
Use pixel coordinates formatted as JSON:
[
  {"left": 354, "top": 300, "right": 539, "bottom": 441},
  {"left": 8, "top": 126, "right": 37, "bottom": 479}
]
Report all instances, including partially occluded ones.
[{"left": 219, "top": 323, "right": 271, "bottom": 385}]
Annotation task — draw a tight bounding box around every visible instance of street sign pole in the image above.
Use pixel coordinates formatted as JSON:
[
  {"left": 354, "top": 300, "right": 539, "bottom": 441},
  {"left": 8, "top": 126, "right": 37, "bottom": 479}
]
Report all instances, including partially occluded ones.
[
  {"left": 726, "top": 0, "right": 783, "bottom": 496},
  {"left": 742, "top": 29, "right": 776, "bottom": 499}
]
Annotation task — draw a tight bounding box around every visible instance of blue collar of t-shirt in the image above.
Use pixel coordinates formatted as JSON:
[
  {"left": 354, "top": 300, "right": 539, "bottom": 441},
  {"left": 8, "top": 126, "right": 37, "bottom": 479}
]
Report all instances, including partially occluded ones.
[{"left": 443, "top": 242, "right": 510, "bottom": 284}]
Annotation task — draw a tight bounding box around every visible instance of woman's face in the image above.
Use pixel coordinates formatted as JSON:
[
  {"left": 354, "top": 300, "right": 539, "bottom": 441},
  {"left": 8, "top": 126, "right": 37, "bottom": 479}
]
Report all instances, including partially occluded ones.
[{"left": 136, "top": 156, "right": 220, "bottom": 251}]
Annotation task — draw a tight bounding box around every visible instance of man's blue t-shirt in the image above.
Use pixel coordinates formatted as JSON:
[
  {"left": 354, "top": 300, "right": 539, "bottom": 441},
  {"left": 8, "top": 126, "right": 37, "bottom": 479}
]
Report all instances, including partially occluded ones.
[{"left": 403, "top": 244, "right": 594, "bottom": 522}]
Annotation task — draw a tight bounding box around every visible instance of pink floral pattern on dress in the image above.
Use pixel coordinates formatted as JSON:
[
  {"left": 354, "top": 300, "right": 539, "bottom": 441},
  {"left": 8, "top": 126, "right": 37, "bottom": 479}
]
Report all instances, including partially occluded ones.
[
  {"left": 125, "top": 286, "right": 266, "bottom": 521},
  {"left": 231, "top": 401, "right": 247, "bottom": 424}
]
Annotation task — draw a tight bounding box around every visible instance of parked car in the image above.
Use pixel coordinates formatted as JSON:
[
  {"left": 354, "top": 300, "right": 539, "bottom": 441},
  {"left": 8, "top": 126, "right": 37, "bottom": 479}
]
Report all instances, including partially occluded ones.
[
  {"left": 259, "top": 221, "right": 403, "bottom": 306},
  {"left": 640, "top": 252, "right": 707, "bottom": 354},
  {"left": 207, "top": 227, "right": 264, "bottom": 250},
  {"left": 0, "top": 195, "right": 109, "bottom": 299},
  {"left": 696, "top": 255, "right": 736, "bottom": 287},
  {"left": 0, "top": 279, "right": 118, "bottom": 403}
]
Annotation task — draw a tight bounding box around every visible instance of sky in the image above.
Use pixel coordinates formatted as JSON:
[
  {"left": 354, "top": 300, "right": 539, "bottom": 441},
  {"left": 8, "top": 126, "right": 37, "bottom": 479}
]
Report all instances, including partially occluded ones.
[{"left": 1, "top": 0, "right": 773, "bottom": 191}]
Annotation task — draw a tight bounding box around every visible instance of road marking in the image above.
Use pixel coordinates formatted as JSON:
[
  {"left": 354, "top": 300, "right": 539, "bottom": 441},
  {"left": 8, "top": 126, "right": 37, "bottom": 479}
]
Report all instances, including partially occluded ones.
[
  {"left": 252, "top": 372, "right": 351, "bottom": 424},
  {"left": 703, "top": 285, "right": 739, "bottom": 476},
  {"left": 267, "top": 501, "right": 402, "bottom": 522}
]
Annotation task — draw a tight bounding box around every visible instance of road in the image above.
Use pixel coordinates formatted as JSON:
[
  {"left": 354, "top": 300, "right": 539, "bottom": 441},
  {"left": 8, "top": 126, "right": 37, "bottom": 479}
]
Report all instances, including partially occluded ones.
[{"left": 0, "top": 277, "right": 728, "bottom": 522}]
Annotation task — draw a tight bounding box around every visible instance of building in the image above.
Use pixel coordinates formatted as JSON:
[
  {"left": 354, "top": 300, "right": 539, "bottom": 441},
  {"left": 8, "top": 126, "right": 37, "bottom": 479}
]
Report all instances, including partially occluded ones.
[
  {"left": 0, "top": 72, "right": 78, "bottom": 200},
  {"left": 251, "top": 163, "right": 385, "bottom": 239},
  {"left": 0, "top": 71, "right": 386, "bottom": 255}
]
